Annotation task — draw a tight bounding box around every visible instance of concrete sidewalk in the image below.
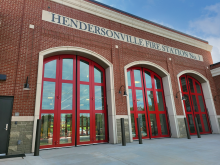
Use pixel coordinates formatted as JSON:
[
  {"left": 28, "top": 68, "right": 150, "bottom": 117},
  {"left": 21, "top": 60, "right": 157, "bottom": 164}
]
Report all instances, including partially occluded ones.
[{"left": 0, "top": 134, "right": 220, "bottom": 165}]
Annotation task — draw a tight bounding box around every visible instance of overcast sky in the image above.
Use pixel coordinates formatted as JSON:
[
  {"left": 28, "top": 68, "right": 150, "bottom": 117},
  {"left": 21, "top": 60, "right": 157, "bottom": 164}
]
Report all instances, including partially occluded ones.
[{"left": 95, "top": 0, "right": 220, "bottom": 63}]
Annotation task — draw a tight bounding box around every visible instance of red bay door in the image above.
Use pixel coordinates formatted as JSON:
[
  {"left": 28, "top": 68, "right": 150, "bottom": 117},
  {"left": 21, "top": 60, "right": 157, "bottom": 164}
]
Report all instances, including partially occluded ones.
[
  {"left": 127, "top": 67, "right": 170, "bottom": 140},
  {"left": 39, "top": 55, "right": 108, "bottom": 149},
  {"left": 180, "top": 75, "right": 211, "bottom": 135}
]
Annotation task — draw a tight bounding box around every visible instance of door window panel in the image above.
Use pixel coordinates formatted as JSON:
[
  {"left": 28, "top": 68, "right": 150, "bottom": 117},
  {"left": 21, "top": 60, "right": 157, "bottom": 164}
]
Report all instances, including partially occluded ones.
[
  {"left": 136, "top": 90, "right": 144, "bottom": 111},
  {"left": 138, "top": 114, "right": 148, "bottom": 137},
  {"left": 156, "top": 92, "right": 164, "bottom": 111},
  {"left": 80, "top": 85, "right": 90, "bottom": 110},
  {"left": 131, "top": 114, "right": 136, "bottom": 137},
  {"left": 80, "top": 60, "right": 89, "bottom": 82},
  {"left": 192, "top": 95, "right": 199, "bottom": 112},
  {"left": 159, "top": 114, "right": 168, "bottom": 135},
  {"left": 127, "top": 71, "right": 131, "bottom": 86},
  {"left": 42, "top": 81, "right": 55, "bottom": 110},
  {"left": 154, "top": 76, "right": 161, "bottom": 89},
  {"left": 196, "top": 114, "right": 203, "bottom": 132},
  {"left": 196, "top": 82, "right": 201, "bottom": 93},
  {"left": 147, "top": 91, "right": 155, "bottom": 111},
  {"left": 202, "top": 114, "right": 209, "bottom": 132},
  {"left": 40, "top": 114, "right": 54, "bottom": 146},
  {"left": 62, "top": 59, "right": 73, "bottom": 80},
  {"left": 198, "top": 96, "right": 205, "bottom": 112},
  {"left": 184, "top": 94, "right": 191, "bottom": 112},
  {"left": 95, "top": 86, "right": 104, "bottom": 110},
  {"left": 95, "top": 113, "right": 105, "bottom": 141},
  {"left": 79, "top": 114, "right": 90, "bottom": 142},
  {"left": 134, "top": 70, "right": 142, "bottom": 87},
  {"left": 94, "top": 66, "right": 103, "bottom": 83},
  {"left": 145, "top": 71, "right": 152, "bottom": 88},
  {"left": 180, "top": 77, "right": 187, "bottom": 92},
  {"left": 188, "top": 78, "right": 195, "bottom": 93},
  {"left": 44, "top": 60, "right": 56, "bottom": 79},
  {"left": 187, "top": 114, "right": 195, "bottom": 133},
  {"left": 61, "top": 83, "right": 73, "bottom": 110},
  {"left": 60, "top": 114, "right": 72, "bottom": 144},
  {"left": 150, "top": 114, "right": 158, "bottom": 136},
  {"left": 128, "top": 89, "right": 133, "bottom": 111}
]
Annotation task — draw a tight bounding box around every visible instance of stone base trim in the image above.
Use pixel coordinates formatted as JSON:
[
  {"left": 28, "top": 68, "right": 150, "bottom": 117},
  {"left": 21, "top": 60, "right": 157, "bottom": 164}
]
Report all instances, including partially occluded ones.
[
  {"left": 116, "top": 119, "right": 130, "bottom": 144},
  {"left": 8, "top": 121, "right": 33, "bottom": 155},
  {"left": 11, "top": 116, "right": 34, "bottom": 121},
  {"left": 217, "top": 117, "right": 220, "bottom": 131},
  {"left": 177, "top": 117, "right": 187, "bottom": 138}
]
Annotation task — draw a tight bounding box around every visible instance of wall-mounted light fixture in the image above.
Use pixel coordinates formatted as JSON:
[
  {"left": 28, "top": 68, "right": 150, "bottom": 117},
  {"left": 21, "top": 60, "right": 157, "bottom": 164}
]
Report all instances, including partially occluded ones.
[
  {"left": 24, "top": 76, "right": 30, "bottom": 90},
  {"left": 176, "top": 91, "right": 186, "bottom": 100},
  {"left": 119, "top": 85, "right": 127, "bottom": 96}
]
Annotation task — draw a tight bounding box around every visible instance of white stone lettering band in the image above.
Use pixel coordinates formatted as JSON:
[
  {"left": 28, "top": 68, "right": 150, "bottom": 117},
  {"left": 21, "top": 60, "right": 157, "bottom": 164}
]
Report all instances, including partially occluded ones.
[{"left": 42, "top": 10, "right": 203, "bottom": 61}]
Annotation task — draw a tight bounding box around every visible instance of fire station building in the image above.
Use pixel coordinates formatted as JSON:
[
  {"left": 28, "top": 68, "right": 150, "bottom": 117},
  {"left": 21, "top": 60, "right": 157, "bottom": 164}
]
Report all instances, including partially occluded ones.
[{"left": 0, "top": 0, "right": 220, "bottom": 155}]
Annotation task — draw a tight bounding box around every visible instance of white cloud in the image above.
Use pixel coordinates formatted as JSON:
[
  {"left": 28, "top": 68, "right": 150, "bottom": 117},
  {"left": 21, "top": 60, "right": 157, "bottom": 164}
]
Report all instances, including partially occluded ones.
[
  {"left": 189, "top": 3, "right": 220, "bottom": 35},
  {"left": 189, "top": 3, "right": 220, "bottom": 63}
]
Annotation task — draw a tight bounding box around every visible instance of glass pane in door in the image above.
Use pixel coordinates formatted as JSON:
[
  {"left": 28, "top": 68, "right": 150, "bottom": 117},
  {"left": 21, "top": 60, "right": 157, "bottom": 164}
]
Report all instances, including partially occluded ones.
[
  {"left": 187, "top": 114, "right": 195, "bottom": 133},
  {"left": 62, "top": 59, "right": 73, "bottom": 80},
  {"left": 156, "top": 92, "right": 164, "bottom": 111},
  {"left": 154, "top": 76, "right": 161, "bottom": 89},
  {"left": 136, "top": 90, "right": 144, "bottom": 111},
  {"left": 138, "top": 114, "right": 148, "bottom": 137},
  {"left": 159, "top": 114, "right": 168, "bottom": 135},
  {"left": 95, "top": 86, "right": 104, "bottom": 110},
  {"left": 128, "top": 89, "right": 133, "bottom": 111},
  {"left": 127, "top": 71, "right": 131, "bottom": 86},
  {"left": 180, "top": 77, "right": 187, "bottom": 92},
  {"left": 192, "top": 95, "right": 199, "bottom": 112},
  {"left": 150, "top": 114, "right": 158, "bottom": 136},
  {"left": 196, "top": 114, "right": 203, "bottom": 132},
  {"left": 40, "top": 114, "right": 54, "bottom": 146},
  {"left": 80, "top": 85, "right": 90, "bottom": 110},
  {"left": 184, "top": 94, "right": 191, "bottom": 112},
  {"left": 188, "top": 78, "right": 195, "bottom": 93},
  {"left": 42, "top": 81, "right": 55, "bottom": 110},
  {"left": 145, "top": 71, "right": 152, "bottom": 88},
  {"left": 131, "top": 114, "right": 136, "bottom": 137},
  {"left": 94, "top": 66, "right": 103, "bottom": 83},
  {"left": 44, "top": 60, "right": 56, "bottom": 78},
  {"left": 80, "top": 60, "right": 89, "bottom": 82},
  {"left": 198, "top": 96, "right": 205, "bottom": 112},
  {"left": 61, "top": 83, "right": 73, "bottom": 110},
  {"left": 60, "top": 114, "right": 72, "bottom": 144},
  {"left": 202, "top": 114, "right": 209, "bottom": 132},
  {"left": 134, "top": 70, "right": 142, "bottom": 87},
  {"left": 95, "top": 113, "right": 105, "bottom": 141},
  {"left": 147, "top": 91, "right": 155, "bottom": 111},
  {"left": 79, "top": 114, "right": 90, "bottom": 142},
  {"left": 195, "top": 82, "right": 201, "bottom": 93}
]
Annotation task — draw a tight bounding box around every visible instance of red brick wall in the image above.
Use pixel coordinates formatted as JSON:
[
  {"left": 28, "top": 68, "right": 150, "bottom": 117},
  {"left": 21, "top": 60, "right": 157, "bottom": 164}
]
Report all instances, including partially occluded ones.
[
  {"left": 0, "top": 0, "right": 219, "bottom": 116},
  {"left": 210, "top": 63, "right": 220, "bottom": 70},
  {"left": 212, "top": 75, "right": 220, "bottom": 113}
]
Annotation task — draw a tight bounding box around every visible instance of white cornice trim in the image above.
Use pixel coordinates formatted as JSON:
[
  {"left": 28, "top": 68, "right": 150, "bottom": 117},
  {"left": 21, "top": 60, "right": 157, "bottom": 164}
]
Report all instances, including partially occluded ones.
[
  {"left": 211, "top": 67, "right": 220, "bottom": 77},
  {"left": 50, "top": 0, "right": 212, "bottom": 52}
]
